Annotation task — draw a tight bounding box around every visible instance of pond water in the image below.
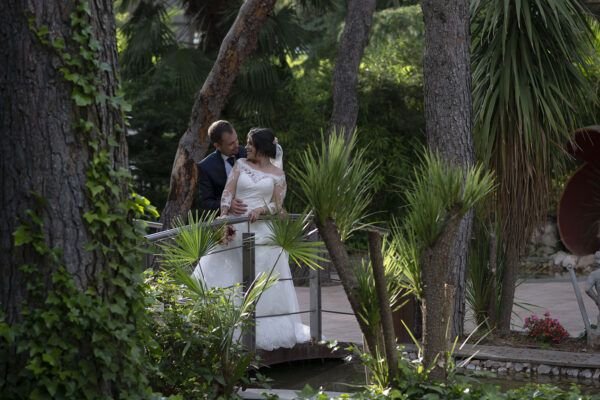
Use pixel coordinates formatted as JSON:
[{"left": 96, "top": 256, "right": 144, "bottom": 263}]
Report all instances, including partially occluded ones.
[
  {"left": 259, "top": 359, "right": 600, "bottom": 395},
  {"left": 260, "top": 359, "right": 365, "bottom": 392}
]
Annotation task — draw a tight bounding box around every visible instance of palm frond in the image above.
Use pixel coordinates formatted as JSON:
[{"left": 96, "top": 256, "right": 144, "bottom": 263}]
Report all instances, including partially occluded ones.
[
  {"left": 238, "top": 272, "right": 279, "bottom": 319},
  {"left": 290, "top": 130, "right": 378, "bottom": 241},
  {"left": 120, "top": 0, "right": 177, "bottom": 77},
  {"left": 180, "top": 0, "right": 240, "bottom": 52},
  {"left": 265, "top": 212, "right": 327, "bottom": 270},
  {"left": 157, "top": 211, "right": 221, "bottom": 271},
  {"left": 228, "top": 57, "right": 283, "bottom": 122},
  {"left": 384, "top": 221, "right": 422, "bottom": 299},
  {"left": 404, "top": 152, "right": 495, "bottom": 248},
  {"left": 257, "top": 5, "right": 309, "bottom": 58},
  {"left": 472, "top": 0, "right": 596, "bottom": 250},
  {"left": 294, "top": 0, "right": 340, "bottom": 13},
  {"left": 152, "top": 47, "right": 213, "bottom": 94}
]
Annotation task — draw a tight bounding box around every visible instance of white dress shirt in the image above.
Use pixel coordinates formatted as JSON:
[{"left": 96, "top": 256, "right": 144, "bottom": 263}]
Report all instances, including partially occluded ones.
[{"left": 221, "top": 153, "right": 234, "bottom": 176}]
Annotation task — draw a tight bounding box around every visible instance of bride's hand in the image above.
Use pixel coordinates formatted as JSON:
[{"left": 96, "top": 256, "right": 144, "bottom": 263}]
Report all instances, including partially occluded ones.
[{"left": 248, "top": 208, "right": 263, "bottom": 223}]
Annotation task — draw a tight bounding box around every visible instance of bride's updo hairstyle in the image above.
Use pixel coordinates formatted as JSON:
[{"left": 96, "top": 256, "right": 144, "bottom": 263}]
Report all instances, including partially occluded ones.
[{"left": 248, "top": 128, "right": 277, "bottom": 158}]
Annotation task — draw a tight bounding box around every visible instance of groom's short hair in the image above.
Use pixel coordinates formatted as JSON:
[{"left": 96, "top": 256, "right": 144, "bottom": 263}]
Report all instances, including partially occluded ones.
[{"left": 208, "top": 120, "right": 234, "bottom": 144}]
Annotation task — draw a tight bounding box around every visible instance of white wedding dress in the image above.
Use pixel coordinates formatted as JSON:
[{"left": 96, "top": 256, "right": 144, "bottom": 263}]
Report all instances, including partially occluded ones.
[{"left": 193, "top": 159, "right": 310, "bottom": 350}]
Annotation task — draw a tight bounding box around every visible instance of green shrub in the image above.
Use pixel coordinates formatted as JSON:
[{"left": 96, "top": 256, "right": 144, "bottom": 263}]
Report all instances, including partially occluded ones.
[
  {"left": 144, "top": 269, "right": 272, "bottom": 398},
  {"left": 304, "top": 345, "right": 598, "bottom": 399}
]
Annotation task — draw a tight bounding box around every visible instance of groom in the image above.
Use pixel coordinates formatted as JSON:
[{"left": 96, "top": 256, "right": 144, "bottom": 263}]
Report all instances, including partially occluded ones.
[{"left": 197, "top": 120, "right": 247, "bottom": 215}]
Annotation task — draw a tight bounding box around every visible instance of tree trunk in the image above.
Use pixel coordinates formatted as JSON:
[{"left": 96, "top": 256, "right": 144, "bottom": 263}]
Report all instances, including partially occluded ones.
[
  {"left": 316, "top": 218, "right": 379, "bottom": 353},
  {"left": 487, "top": 231, "right": 498, "bottom": 326},
  {"left": 584, "top": 0, "right": 600, "bottom": 19},
  {"left": 421, "top": 214, "right": 463, "bottom": 380},
  {"left": 329, "top": 0, "right": 377, "bottom": 138},
  {"left": 368, "top": 231, "right": 399, "bottom": 384},
  {"left": 160, "top": 0, "right": 277, "bottom": 227},
  {"left": 498, "top": 244, "right": 519, "bottom": 333},
  {"left": 421, "top": 0, "right": 474, "bottom": 339},
  {"left": 0, "top": 0, "right": 123, "bottom": 323}
]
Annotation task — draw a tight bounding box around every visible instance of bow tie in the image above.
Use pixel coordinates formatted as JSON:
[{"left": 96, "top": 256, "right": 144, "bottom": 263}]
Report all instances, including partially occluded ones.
[{"left": 226, "top": 157, "right": 235, "bottom": 167}]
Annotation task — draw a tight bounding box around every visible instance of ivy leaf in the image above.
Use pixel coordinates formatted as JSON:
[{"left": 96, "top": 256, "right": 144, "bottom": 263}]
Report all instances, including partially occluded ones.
[
  {"left": 99, "top": 62, "right": 111, "bottom": 72},
  {"left": 37, "top": 25, "right": 49, "bottom": 38},
  {"left": 42, "top": 350, "right": 58, "bottom": 367},
  {"left": 83, "top": 211, "right": 97, "bottom": 223},
  {"left": 52, "top": 38, "right": 65, "bottom": 51},
  {"left": 87, "top": 183, "right": 104, "bottom": 197},
  {"left": 13, "top": 225, "right": 33, "bottom": 246},
  {"left": 72, "top": 92, "right": 92, "bottom": 107}
]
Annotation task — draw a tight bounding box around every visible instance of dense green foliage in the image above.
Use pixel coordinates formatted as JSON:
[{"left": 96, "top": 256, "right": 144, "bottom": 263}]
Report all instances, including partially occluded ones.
[
  {"left": 300, "top": 380, "right": 600, "bottom": 400},
  {"left": 291, "top": 131, "right": 377, "bottom": 240},
  {"left": 147, "top": 212, "right": 273, "bottom": 398},
  {"left": 470, "top": 0, "right": 598, "bottom": 328},
  {"left": 121, "top": 4, "right": 426, "bottom": 216},
  {"left": 148, "top": 209, "right": 323, "bottom": 398},
  {"left": 308, "top": 343, "right": 600, "bottom": 400},
  {"left": 144, "top": 269, "right": 273, "bottom": 398}
]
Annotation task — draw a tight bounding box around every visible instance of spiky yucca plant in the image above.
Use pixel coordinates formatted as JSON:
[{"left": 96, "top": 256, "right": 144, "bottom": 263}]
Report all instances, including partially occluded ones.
[
  {"left": 290, "top": 130, "right": 382, "bottom": 353},
  {"left": 404, "top": 152, "right": 494, "bottom": 374},
  {"left": 291, "top": 130, "right": 376, "bottom": 241},
  {"left": 265, "top": 211, "right": 326, "bottom": 270},
  {"left": 471, "top": 0, "right": 597, "bottom": 331},
  {"left": 354, "top": 220, "right": 423, "bottom": 344},
  {"left": 385, "top": 226, "right": 423, "bottom": 300}
]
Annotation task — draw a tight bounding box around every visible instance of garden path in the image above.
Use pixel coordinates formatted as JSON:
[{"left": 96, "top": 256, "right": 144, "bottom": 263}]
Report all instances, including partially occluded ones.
[{"left": 295, "top": 277, "right": 598, "bottom": 343}]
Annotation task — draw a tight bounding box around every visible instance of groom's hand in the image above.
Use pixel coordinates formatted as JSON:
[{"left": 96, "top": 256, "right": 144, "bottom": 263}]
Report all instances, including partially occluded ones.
[{"left": 229, "top": 199, "right": 247, "bottom": 216}]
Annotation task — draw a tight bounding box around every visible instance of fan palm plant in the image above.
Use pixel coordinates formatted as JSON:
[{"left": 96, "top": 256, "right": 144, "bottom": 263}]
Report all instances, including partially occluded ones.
[{"left": 471, "top": 0, "right": 597, "bottom": 332}]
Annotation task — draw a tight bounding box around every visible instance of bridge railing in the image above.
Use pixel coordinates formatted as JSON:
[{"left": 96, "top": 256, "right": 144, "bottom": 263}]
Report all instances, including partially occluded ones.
[{"left": 141, "top": 215, "right": 354, "bottom": 352}]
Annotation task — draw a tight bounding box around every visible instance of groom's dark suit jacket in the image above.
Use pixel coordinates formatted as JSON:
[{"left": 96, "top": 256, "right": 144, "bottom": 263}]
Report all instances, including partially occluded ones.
[{"left": 197, "top": 148, "right": 247, "bottom": 213}]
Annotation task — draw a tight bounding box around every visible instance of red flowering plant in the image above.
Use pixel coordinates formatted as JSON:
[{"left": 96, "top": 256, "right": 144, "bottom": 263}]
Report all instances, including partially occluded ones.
[{"left": 523, "top": 312, "right": 569, "bottom": 344}]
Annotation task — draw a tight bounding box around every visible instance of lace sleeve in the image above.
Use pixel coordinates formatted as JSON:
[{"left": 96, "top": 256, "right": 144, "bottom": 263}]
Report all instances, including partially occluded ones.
[
  {"left": 221, "top": 163, "right": 240, "bottom": 215},
  {"left": 267, "top": 174, "right": 287, "bottom": 214}
]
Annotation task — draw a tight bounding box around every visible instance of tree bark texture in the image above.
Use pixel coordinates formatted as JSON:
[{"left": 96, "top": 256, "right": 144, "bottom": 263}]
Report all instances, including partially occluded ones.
[
  {"left": 421, "top": 0, "right": 474, "bottom": 339},
  {"left": 368, "top": 231, "right": 399, "bottom": 383},
  {"left": 0, "top": 0, "right": 124, "bottom": 323},
  {"left": 316, "top": 218, "right": 378, "bottom": 353},
  {"left": 498, "top": 244, "right": 519, "bottom": 332},
  {"left": 160, "top": 0, "right": 276, "bottom": 227},
  {"left": 329, "top": 0, "right": 377, "bottom": 138},
  {"left": 487, "top": 231, "right": 498, "bottom": 325},
  {"left": 421, "top": 214, "right": 463, "bottom": 380}
]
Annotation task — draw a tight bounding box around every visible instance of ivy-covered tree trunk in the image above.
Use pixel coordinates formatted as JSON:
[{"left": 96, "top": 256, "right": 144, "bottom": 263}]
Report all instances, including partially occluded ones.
[
  {"left": 421, "top": 0, "right": 474, "bottom": 340},
  {"left": 329, "top": 0, "right": 377, "bottom": 138},
  {"left": 160, "top": 0, "right": 276, "bottom": 227},
  {"left": 0, "top": 0, "right": 124, "bottom": 323},
  {"left": 1, "top": 0, "right": 149, "bottom": 397}
]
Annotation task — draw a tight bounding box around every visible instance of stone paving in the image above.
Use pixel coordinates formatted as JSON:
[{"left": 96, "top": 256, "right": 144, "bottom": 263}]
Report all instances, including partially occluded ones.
[{"left": 295, "top": 277, "right": 599, "bottom": 344}]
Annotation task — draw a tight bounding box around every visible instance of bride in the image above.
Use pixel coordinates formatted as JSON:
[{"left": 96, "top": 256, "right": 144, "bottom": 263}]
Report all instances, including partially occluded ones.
[{"left": 193, "top": 127, "right": 310, "bottom": 351}]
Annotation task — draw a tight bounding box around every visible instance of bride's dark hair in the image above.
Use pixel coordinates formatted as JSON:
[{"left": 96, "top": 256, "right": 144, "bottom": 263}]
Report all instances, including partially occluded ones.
[{"left": 248, "top": 128, "right": 276, "bottom": 158}]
